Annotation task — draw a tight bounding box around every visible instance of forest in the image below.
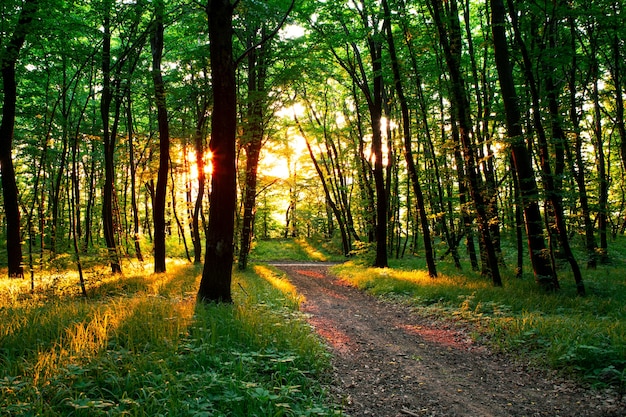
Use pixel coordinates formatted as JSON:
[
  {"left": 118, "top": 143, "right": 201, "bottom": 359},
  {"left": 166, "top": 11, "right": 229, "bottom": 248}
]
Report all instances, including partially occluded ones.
[
  {"left": 1, "top": 0, "right": 626, "bottom": 414},
  {"left": 1, "top": 0, "right": 626, "bottom": 291},
  {"left": 2, "top": 0, "right": 626, "bottom": 295}
]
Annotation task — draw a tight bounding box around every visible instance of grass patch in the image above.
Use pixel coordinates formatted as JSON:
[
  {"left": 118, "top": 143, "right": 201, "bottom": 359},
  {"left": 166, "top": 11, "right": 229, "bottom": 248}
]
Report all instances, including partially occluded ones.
[
  {"left": 332, "top": 258, "right": 626, "bottom": 390},
  {"left": 250, "top": 237, "right": 345, "bottom": 263},
  {"left": 0, "top": 259, "right": 339, "bottom": 416}
]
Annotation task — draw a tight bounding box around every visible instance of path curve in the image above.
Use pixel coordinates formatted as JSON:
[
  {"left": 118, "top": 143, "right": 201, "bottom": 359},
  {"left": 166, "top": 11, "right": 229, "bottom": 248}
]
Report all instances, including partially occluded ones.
[{"left": 271, "top": 262, "right": 622, "bottom": 417}]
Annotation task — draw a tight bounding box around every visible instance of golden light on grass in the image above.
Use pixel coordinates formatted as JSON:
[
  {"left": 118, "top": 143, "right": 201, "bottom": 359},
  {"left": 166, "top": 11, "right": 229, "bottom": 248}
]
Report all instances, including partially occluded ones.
[
  {"left": 253, "top": 265, "right": 303, "bottom": 303},
  {"left": 2, "top": 260, "right": 199, "bottom": 388},
  {"left": 295, "top": 238, "right": 328, "bottom": 262}
]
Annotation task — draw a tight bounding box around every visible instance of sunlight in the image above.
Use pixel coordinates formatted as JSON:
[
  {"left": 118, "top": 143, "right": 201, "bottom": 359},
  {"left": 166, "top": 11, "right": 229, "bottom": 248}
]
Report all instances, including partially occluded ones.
[
  {"left": 279, "top": 24, "right": 306, "bottom": 40},
  {"left": 258, "top": 131, "right": 307, "bottom": 180},
  {"left": 186, "top": 150, "right": 213, "bottom": 182},
  {"left": 275, "top": 102, "right": 305, "bottom": 119}
]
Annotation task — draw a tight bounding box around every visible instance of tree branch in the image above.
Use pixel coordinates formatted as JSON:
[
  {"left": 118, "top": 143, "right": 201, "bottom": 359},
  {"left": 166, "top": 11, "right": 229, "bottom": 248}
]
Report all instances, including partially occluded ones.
[{"left": 234, "top": 0, "right": 296, "bottom": 66}]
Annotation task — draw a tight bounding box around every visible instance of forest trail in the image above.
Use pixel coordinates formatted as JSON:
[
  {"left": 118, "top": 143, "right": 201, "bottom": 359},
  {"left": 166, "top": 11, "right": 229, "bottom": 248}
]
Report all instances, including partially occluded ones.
[{"left": 271, "top": 262, "right": 622, "bottom": 417}]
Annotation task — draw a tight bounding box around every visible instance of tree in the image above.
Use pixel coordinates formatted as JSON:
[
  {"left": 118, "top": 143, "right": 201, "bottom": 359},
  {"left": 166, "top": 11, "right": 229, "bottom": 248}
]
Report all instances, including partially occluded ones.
[
  {"left": 238, "top": 22, "right": 271, "bottom": 271},
  {"left": 490, "top": 0, "right": 556, "bottom": 290},
  {"left": 0, "top": 0, "right": 39, "bottom": 278},
  {"left": 197, "top": 0, "right": 238, "bottom": 303},
  {"left": 429, "top": 0, "right": 501, "bottom": 285},
  {"left": 382, "top": 0, "right": 436, "bottom": 277},
  {"left": 151, "top": 0, "right": 170, "bottom": 273}
]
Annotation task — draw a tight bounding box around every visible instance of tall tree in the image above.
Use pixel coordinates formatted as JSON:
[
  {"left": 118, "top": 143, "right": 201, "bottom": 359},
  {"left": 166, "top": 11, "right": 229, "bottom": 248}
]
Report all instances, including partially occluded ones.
[
  {"left": 505, "top": 0, "right": 585, "bottom": 294},
  {"left": 238, "top": 24, "right": 270, "bottom": 271},
  {"left": 382, "top": 0, "right": 437, "bottom": 277},
  {"left": 100, "top": 0, "right": 122, "bottom": 273},
  {"left": 490, "top": 0, "right": 557, "bottom": 290},
  {"left": 151, "top": 0, "right": 170, "bottom": 273},
  {"left": 198, "top": 0, "right": 238, "bottom": 303},
  {"left": 429, "top": 0, "right": 501, "bottom": 285},
  {"left": 0, "top": 0, "right": 39, "bottom": 278}
]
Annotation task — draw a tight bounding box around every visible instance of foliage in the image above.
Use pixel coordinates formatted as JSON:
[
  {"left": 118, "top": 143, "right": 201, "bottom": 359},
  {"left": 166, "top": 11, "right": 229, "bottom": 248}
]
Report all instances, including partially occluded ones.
[
  {"left": 0, "top": 260, "right": 340, "bottom": 416},
  {"left": 332, "top": 247, "right": 626, "bottom": 390}
]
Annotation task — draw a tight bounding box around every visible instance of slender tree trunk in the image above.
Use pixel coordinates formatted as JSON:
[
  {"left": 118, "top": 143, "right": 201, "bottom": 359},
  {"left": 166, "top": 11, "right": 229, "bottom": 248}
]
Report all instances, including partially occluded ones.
[
  {"left": 238, "top": 32, "right": 268, "bottom": 270},
  {"left": 0, "top": 0, "right": 39, "bottom": 278},
  {"left": 71, "top": 124, "right": 87, "bottom": 297},
  {"left": 430, "top": 0, "right": 501, "bottom": 285},
  {"left": 490, "top": 0, "right": 556, "bottom": 289},
  {"left": 84, "top": 138, "right": 97, "bottom": 250},
  {"left": 100, "top": 2, "right": 122, "bottom": 273},
  {"left": 169, "top": 161, "right": 191, "bottom": 262},
  {"left": 198, "top": 0, "right": 237, "bottom": 303},
  {"left": 367, "top": 39, "right": 388, "bottom": 268},
  {"left": 383, "top": 0, "right": 436, "bottom": 277},
  {"left": 296, "top": 116, "right": 352, "bottom": 256},
  {"left": 127, "top": 92, "right": 144, "bottom": 262},
  {"left": 192, "top": 107, "right": 208, "bottom": 264},
  {"left": 590, "top": 35, "right": 609, "bottom": 263},
  {"left": 151, "top": 0, "right": 170, "bottom": 273}
]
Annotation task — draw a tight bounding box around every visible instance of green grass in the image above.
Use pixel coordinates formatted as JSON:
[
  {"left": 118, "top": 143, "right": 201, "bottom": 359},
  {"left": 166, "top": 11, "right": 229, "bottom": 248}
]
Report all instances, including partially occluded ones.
[
  {"left": 331, "top": 253, "right": 626, "bottom": 391},
  {"left": 249, "top": 237, "right": 346, "bottom": 263},
  {"left": 0, "top": 259, "right": 340, "bottom": 416}
]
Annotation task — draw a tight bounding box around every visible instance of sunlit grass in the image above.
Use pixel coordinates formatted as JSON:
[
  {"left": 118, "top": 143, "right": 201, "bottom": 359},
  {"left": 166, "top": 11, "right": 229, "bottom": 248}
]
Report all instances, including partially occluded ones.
[
  {"left": 332, "top": 258, "right": 626, "bottom": 390},
  {"left": 250, "top": 237, "right": 344, "bottom": 262},
  {"left": 0, "top": 258, "right": 339, "bottom": 416},
  {"left": 253, "top": 264, "right": 302, "bottom": 303}
]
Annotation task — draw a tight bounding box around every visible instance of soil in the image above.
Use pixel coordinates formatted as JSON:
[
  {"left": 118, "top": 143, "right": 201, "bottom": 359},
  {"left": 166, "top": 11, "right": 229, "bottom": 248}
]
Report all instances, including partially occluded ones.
[{"left": 271, "top": 262, "right": 625, "bottom": 417}]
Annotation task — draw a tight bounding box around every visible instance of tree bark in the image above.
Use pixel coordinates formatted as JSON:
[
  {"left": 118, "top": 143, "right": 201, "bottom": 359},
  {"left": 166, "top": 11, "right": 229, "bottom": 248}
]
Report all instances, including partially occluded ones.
[
  {"left": 490, "top": 0, "right": 556, "bottom": 289},
  {"left": 430, "top": 0, "right": 501, "bottom": 285},
  {"left": 238, "top": 30, "right": 268, "bottom": 270},
  {"left": 100, "top": 1, "right": 122, "bottom": 273},
  {"left": 198, "top": 0, "right": 237, "bottom": 303},
  {"left": 151, "top": 0, "right": 170, "bottom": 273},
  {"left": 383, "top": 0, "right": 436, "bottom": 277},
  {"left": 127, "top": 91, "right": 144, "bottom": 262},
  {"left": 0, "top": 0, "right": 39, "bottom": 278}
]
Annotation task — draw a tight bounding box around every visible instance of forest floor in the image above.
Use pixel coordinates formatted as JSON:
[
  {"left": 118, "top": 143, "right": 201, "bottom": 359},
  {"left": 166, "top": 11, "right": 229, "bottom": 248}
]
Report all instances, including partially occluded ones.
[{"left": 272, "top": 262, "right": 624, "bottom": 417}]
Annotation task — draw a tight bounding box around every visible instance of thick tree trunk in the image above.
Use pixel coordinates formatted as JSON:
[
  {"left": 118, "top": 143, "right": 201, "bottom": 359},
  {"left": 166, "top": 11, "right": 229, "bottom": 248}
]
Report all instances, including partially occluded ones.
[
  {"left": 151, "top": 0, "right": 170, "bottom": 273},
  {"left": 0, "top": 0, "right": 39, "bottom": 278},
  {"left": 198, "top": 0, "right": 237, "bottom": 303}
]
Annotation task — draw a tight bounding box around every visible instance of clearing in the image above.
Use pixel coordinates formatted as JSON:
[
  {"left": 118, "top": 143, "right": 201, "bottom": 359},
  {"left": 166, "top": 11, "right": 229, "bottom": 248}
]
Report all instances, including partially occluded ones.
[{"left": 272, "top": 262, "right": 624, "bottom": 417}]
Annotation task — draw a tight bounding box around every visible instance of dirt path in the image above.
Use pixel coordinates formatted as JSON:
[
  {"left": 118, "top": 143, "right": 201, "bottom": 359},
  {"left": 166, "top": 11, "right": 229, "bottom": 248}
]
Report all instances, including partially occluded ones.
[{"left": 272, "top": 262, "right": 624, "bottom": 417}]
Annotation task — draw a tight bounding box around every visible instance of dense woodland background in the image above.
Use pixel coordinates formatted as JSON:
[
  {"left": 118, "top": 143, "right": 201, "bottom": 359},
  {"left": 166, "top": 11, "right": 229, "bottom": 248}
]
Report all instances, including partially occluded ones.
[{"left": 1, "top": 0, "right": 626, "bottom": 298}]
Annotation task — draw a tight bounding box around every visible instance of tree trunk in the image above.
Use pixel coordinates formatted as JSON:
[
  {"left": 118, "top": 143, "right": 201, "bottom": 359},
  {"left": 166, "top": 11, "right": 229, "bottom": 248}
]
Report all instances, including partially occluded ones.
[
  {"left": 296, "top": 116, "right": 352, "bottom": 256},
  {"left": 0, "top": 0, "right": 39, "bottom": 278},
  {"left": 127, "top": 92, "right": 144, "bottom": 262},
  {"left": 383, "top": 0, "right": 436, "bottom": 277},
  {"left": 430, "top": 0, "right": 501, "bottom": 285},
  {"left": 590, "top": 35, "right": 609, "bottom": 263},
  {"left": 490, "top": 0, "right": 556, "bottom": 289},
  {"left": 100, "top": 2, "right": 122, "bottom": 274},
  {"left": 198, "top": 0, "right": 237, "bottom": 303},
  {"left": 368, "top": 39, "right": 388, "bottom": 268},
  {"left": 238, "top": 31, "right": 268, "bottom": 270},
  {"left": 151, "top": 0, "right": 170, "bottom": 273}
]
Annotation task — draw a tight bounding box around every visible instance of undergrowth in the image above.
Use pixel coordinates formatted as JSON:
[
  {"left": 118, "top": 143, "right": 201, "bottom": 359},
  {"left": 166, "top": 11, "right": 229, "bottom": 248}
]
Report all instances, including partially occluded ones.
[{"left": 0, "top": 258, "right": 339, "bottom": 416}]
